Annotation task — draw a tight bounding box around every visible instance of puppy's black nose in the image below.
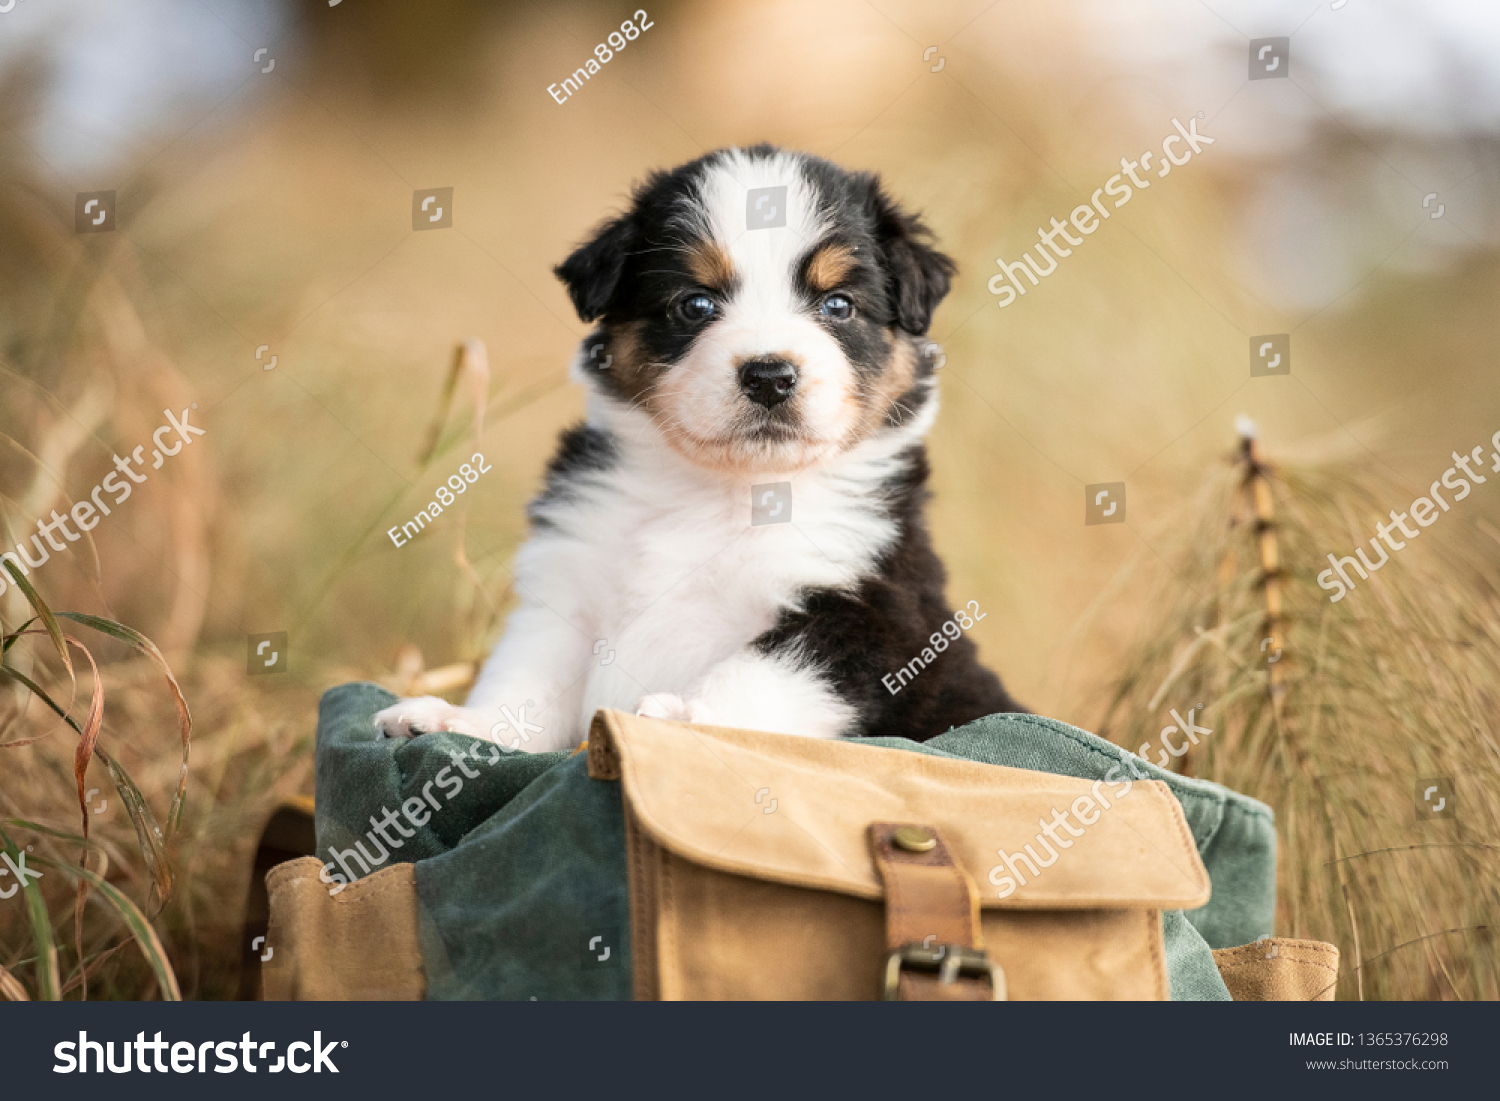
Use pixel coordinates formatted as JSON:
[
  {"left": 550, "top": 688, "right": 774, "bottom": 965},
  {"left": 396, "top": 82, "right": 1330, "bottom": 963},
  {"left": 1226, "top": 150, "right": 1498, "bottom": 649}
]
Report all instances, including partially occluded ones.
[{"left": 738, "top": 358, "right": 799, "bottom": 409}]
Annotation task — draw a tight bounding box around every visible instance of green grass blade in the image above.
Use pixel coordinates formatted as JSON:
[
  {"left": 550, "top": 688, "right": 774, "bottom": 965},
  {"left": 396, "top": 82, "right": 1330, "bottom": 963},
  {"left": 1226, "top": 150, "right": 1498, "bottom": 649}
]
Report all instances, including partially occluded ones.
[
  {"left": 93, "top": 745, "right": 174, "bottom": 907},
  {"left": 27, "top": 853, "right": 181, "bottom": 1001},
  {"left": 0, "top": 665, "right": 79, "bottom": 731},
  {"left": 1, "top": 561, "right": 72, "bottom": 683},
  {"left": 1, "top": 818, "right": 106, "bottom": 854},
  {"left": 0, "top": 634, "right": 79, "bottom": 747},
  {"left": 0, "top": 824, "right": 58, "bottom": 1000},
  {"left": 2, "top": 614, "right": 39, "bottom": 657}
]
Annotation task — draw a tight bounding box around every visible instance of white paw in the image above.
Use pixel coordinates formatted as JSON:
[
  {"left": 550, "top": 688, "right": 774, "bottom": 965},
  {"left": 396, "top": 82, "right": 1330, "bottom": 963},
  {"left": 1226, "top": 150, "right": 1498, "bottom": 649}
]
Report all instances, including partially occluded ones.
[
  {"left": 634, "top": 692, "right": 687, "bottom": 721},
  {"left": 634, "top": 693, "right": 712, "bottom": 724},
  {"left": 373, "top": 696, "right": 484, "bottom": 740}
]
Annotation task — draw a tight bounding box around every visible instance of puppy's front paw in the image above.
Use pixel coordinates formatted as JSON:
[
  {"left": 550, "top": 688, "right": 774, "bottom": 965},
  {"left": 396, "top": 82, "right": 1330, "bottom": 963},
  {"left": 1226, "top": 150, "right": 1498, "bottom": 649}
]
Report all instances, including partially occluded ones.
[
  {"left": 634, "top": 693, "right": 713, "bottom": 725},
  {"left": 373, "top": 696, "right": 481, "bottom": 739},
  {"left": 634, "top": 693, "right": 688, "bottom": 721}
]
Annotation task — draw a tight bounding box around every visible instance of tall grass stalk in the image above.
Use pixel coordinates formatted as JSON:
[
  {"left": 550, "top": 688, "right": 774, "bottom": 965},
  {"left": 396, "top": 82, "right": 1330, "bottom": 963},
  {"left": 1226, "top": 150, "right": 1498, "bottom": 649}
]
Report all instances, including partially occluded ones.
[{"left": 1096, "top": 425, "right": 1500, "bottom": 1000}]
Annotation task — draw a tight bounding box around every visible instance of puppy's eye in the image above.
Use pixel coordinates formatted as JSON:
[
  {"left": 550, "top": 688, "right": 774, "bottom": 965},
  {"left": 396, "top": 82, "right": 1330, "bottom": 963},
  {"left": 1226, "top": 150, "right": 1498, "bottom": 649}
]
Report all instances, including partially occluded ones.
[
  {"left": 820, "top": 294, "right": 854, "bottom": 321},
  {"left": 676, "top": 294, "right": 716, "bottom": 323}
]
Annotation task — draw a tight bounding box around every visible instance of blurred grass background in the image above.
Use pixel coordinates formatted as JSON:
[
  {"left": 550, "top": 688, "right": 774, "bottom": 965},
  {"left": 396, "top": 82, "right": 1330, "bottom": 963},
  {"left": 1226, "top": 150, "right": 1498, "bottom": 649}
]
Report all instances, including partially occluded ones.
[{"left": 1, "top": 0, "right": 1497, "bottom": 998}]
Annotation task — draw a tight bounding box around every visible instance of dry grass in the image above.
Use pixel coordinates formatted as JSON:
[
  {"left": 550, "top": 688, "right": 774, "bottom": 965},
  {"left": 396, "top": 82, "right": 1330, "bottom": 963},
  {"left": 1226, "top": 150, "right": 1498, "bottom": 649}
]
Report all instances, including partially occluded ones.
[
  {"left": 0, "top": 641, "right": 319, "bottom": 1000},
  {"left": 1093, "top": 429, "right": 1500, "bottom": 1000}
]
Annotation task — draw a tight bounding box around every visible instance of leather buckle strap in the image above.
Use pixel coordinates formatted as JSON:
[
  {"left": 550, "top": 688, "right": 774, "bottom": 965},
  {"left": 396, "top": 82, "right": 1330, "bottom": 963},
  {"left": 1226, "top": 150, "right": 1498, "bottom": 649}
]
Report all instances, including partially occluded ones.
[
  {"left": 883, "top": 943, "right": 1006, "bottom": 1001},
  {"left": 868, "top": 823, "right": 1005, "bottom": 1001}
]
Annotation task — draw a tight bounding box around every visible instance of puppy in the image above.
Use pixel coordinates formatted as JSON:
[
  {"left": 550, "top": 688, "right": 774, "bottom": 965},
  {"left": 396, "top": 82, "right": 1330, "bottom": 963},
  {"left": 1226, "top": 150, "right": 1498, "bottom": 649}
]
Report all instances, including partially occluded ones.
[{"left": 374, "top": 144, "right": 1024, "bottom": 752}]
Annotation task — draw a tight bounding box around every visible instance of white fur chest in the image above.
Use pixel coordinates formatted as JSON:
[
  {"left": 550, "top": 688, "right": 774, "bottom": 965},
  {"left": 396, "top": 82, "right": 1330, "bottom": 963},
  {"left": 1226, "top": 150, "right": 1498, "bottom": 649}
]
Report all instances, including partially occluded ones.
[{"left": 531, "top": 423, "right": 907, "bottom": 726}]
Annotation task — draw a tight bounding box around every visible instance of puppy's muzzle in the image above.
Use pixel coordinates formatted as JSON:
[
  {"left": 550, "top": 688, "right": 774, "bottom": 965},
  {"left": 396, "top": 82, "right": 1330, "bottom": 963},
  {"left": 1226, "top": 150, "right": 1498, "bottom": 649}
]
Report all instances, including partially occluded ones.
[{"left": 738, "top": 357, "right": 799, "bottom": 409}]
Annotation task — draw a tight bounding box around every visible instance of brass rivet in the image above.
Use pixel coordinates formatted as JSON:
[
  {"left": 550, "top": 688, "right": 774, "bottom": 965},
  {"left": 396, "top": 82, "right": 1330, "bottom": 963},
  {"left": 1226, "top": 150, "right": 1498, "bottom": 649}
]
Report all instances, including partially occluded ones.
[{"left": 893, "top": 826, "right": 936, "bottom": 853}]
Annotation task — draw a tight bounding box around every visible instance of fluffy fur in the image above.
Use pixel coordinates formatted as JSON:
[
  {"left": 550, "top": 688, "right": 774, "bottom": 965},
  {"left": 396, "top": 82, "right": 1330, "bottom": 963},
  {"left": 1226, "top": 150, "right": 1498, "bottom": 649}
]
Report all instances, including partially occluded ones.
[{"left": 374, "top": 145, "right": 1024, "bottom": 751}]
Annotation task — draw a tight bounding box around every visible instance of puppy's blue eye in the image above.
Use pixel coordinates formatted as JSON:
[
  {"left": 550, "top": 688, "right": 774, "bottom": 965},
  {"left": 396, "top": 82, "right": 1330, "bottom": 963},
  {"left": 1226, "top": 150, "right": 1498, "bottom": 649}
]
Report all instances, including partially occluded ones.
[
  {"left": 820, "top": 294, "right": 853, "bottom": 320},
  {"left": 677, "top": 294, "right": 715, "bottom": 323}
]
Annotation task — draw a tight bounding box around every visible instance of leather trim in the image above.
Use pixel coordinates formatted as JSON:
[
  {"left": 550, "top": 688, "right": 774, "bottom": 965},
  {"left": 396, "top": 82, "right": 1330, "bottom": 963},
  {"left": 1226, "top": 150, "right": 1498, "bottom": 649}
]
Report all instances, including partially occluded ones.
[
  {"left": 1213, "top": 938, "right": 1340, "bottom": 1001},
  {"left": 262, "top": 856, "right": 425, "bottom": 1001}
]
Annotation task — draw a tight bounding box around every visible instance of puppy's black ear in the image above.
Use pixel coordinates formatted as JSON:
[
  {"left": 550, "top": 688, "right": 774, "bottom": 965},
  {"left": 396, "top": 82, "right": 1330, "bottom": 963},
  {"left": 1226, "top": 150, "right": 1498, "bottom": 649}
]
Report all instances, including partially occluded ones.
[
  {"left": 554, "top": 214, "right": 636, "bottom": 323},
  {"left": 867, "top": 180, "right": 956, "bottom": 335}
]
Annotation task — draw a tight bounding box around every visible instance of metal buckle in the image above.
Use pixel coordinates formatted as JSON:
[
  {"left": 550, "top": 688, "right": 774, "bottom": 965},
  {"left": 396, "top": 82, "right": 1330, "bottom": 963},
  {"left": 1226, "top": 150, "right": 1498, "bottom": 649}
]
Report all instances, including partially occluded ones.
[{"left": 882, "top": 942, "right": 1007, "bottom": 1001}]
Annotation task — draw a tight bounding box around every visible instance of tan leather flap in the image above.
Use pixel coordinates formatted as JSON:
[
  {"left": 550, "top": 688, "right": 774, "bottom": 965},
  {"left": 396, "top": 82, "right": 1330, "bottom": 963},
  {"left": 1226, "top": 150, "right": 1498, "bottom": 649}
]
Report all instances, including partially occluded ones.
[
  {"left": 262, "top": 856, "right": 425, "bottom": 1001},
  {"left": 588, "top": 709, "right": 1210, "bottom": 910},
  {"left": 1214, "top": 938, "right": 1340, "bottom": 1001}
]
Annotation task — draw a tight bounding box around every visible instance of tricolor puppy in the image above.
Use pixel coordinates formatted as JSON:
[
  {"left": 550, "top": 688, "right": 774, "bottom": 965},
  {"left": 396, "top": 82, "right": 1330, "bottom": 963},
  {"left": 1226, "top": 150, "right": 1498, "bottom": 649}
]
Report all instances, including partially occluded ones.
[{"left": 374, "top": 145, "right": 1024, "bottom": 751}]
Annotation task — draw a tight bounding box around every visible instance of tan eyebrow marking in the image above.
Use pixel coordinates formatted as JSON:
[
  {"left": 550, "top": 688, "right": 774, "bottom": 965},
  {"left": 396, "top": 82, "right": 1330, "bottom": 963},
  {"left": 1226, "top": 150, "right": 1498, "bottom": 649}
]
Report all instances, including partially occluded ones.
[
  {"left": 684, "top": 239, "right": 736, "bottom": 290},
  {"left": 803, "top": 242, "right": 859, "bottom": 293}
]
